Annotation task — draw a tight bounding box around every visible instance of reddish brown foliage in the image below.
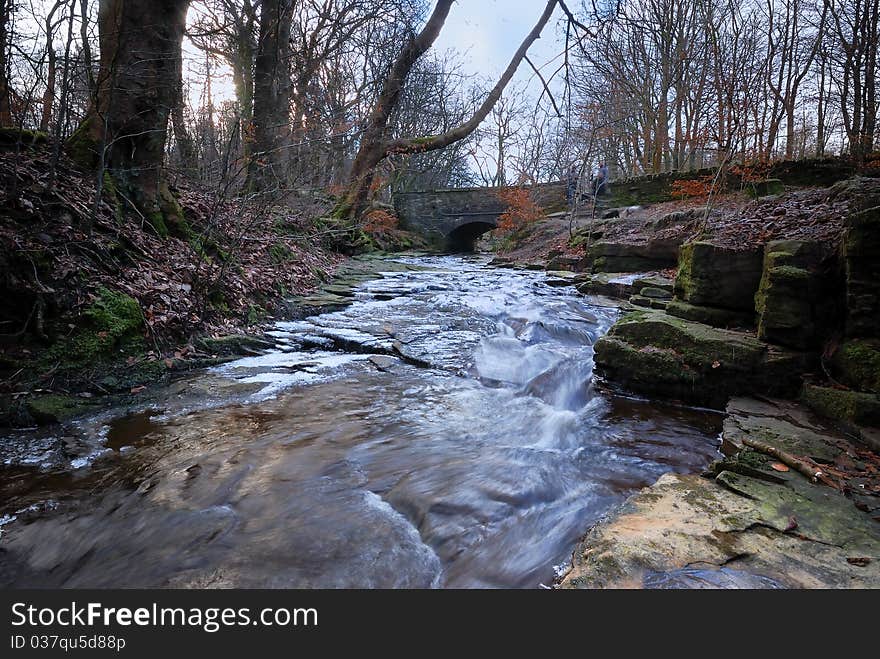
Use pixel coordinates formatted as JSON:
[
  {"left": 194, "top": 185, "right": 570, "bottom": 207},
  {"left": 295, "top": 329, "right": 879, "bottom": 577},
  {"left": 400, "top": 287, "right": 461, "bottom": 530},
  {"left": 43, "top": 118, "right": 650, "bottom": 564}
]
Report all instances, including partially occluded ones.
[
  {"left": 495, "top": 187, "right": 543, "bottom": 234},
  {"left": 362, "top": 209, "right": 399, "bottom": 233},
  {"left": 670, "top": 176, "right": 714, "bottom": 200}
]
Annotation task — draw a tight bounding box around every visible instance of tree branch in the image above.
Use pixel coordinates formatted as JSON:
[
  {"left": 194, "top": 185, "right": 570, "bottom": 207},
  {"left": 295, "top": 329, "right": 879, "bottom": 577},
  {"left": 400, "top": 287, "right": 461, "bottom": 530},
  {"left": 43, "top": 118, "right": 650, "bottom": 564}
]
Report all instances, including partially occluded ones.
[{"left": 384, "top": 0, "right": 559, "bottom": 156}]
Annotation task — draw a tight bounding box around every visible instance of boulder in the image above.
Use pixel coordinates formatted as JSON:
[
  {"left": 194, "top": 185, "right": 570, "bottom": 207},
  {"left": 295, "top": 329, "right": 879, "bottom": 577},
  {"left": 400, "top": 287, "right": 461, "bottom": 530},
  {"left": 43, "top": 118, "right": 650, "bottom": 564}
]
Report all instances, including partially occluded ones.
[
  {"left": 594, "top": 310, "right": 812, "bottom": 408},
  {"left": 633, "top": 275, "right": 674, "bottom": 293},
  {"left": 844, "top": 206, "right": 880, "bottom": 338},
  {"left": 755, "top": 240, "right": 840, "bottom": 350},
  {"left": 576, "top": 272, "right": 641, "bottom": 299},
  {"left": 802, "top": 383, "right": 880, "bottom": 429},
  {"left": 832, "top": 339, "right": 880, "bottom": 394},
  {"left": 666, "top": 299, "right": 754, "bottom": 328},
  {"left": 588, "top": 239, "right": 680, "bottom": 273},
  {"left": 675, "top": 241, "right": 764, "bottom": 311},
  {"left": 639, "top": 286, "right": 672, "bottom": 300}
]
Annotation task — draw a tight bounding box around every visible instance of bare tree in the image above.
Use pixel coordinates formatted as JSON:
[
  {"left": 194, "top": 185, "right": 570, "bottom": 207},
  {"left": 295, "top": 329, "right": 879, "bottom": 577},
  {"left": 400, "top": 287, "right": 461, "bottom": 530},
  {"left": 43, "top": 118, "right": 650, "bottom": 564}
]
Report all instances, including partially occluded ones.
[
  {"left": 67, "top": 0, "right": 191, "bottom": 234},
  {"left": 246, "top": 0, "right": 293, "bottom": 191},
  {"left": 340, "top": 0, "right": 560, "bottom": 220}
]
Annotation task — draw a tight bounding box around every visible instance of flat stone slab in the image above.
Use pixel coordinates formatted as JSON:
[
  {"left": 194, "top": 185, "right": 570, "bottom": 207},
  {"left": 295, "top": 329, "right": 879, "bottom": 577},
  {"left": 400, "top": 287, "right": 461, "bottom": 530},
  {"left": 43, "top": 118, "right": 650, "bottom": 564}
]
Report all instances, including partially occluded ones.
[
  {"left": 559, "top": 397, "right": 880, "bottom": 589},
  {"left": 559, "top": 472, "right": 880, "bottom": 589}
]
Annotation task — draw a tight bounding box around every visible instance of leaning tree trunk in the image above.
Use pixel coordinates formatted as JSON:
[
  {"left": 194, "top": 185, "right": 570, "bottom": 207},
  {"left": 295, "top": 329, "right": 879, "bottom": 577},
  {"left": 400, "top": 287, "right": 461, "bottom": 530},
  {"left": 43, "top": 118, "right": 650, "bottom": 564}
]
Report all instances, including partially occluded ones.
[
  {"left": 67, "top": 0, "right": 191, "bottom": 236},
  {"left": 339, "top": 0, "right": 558, "bottom": 221},
  {"left": 246, "top": 0, "right": 293, "bottom": 193}
]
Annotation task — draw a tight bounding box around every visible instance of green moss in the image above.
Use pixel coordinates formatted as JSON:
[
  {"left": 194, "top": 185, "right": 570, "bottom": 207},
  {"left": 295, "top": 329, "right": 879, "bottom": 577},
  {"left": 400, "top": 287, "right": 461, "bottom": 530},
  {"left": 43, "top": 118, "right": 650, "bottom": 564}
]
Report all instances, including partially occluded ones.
[
  {"left": 0, "top": 127, "right": 49, "bottom": 148},
  {"left": 767, "top": 265, "right": 810, "bottom": 281},
  {"left": 48, "top": 288, "right": 144, "bottom": 366},
  {"left": 246, "top": 304, "right": 265, "bottom": 325},
  {"left": 148, "top": 210, "right": 170, "bottom": 238},
  {"left": 269, "top": 243, "right": 293, "bottom": 264},
  {"left": 833, "top": 339, "right": 880, "bottom": 393},
  {"left": 25, "top": 394, "right": 97, "bottom": 424},
  {"left": 65, "top": 117, "right": 99, "bottom": 168},
  {"left": 802, "top": 383, "right": 880, "bottom": 427},
  {"left": 102, "top": 172, "right": 124, "bottom": 223}
]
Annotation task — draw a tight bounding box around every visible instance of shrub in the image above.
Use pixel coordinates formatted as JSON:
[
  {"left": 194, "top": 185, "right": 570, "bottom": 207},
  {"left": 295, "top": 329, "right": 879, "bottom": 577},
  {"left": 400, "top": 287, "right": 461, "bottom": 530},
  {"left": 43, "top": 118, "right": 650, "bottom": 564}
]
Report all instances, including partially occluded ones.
[{"left": 495, "top": 187, "right": 544, "bottom": 235}]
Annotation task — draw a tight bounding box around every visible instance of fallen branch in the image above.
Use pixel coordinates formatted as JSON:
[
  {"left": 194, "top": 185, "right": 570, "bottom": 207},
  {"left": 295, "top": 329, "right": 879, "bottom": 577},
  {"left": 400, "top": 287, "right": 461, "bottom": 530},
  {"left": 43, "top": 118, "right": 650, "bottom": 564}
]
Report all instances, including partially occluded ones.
[{"left": 742, "top": 437, "right": 838, "bottom": 489}]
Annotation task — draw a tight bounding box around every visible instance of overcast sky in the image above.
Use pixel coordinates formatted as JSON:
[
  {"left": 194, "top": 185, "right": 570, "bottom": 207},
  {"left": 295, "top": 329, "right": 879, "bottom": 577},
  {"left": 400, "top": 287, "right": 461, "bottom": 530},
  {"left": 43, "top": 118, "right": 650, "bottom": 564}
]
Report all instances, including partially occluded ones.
[{"left": 433, "top": 1, "right": 565, "bottom": 84}]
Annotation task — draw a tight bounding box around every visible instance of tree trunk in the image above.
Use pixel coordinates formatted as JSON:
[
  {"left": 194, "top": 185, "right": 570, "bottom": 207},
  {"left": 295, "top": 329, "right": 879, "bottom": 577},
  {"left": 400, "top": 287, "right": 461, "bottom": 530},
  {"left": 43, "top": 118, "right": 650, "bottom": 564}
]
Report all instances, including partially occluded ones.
[
  {"left": 340, "top": 0, "right": 558, "bottom": 221},
  {"left": 246, "top": 0, "right": 294, "bottom": 192},
  {"left": 171, "top": 48, "right": 197, "bottom": 174},
  {"left": 232, "top": 48, "right": 254, "bottom": 160},
  {"left": 0, "top": 0, "right": 11, "bottom": 127},
  {"left": 68, "top": 0, "right": 191, "bottom": 234}
]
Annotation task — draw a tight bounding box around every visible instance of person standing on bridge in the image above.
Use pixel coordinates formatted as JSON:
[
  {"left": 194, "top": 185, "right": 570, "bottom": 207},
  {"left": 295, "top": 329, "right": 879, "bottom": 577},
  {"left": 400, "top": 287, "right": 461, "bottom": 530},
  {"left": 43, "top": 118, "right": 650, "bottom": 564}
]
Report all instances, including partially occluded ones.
[
  {"left": 593, "top": 161, "right": 609, "bottom": 197},
  {"left": 566, "top": 163, "right": 579, "bottom": 207}
]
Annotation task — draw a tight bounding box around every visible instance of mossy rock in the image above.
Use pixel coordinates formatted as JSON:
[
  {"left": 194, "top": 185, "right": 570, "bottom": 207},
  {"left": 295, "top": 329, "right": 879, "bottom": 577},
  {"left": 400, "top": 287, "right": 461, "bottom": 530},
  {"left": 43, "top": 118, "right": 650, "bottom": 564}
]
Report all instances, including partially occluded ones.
[
  {"left": 633, "top": 275, "right": 674, "bottom": 293},
  {"left": 197, "top": 334, "right": 274, "bottom": 356},
  {"left": 832, "top": 339, "right": 880, "bottom": 394},
  {"left": 594, "top": 310, "right": 811, "bottom": 407},
  {"left": 575, "top": 273, "right": 639, "bottom": 299},
  {"left": 0, "top": 127, "right": 49, "bottom": 149},
  {"left": 844, "top": 206, "right": 880, "bottom": 338},
  {"left": 666, "top": 299, "right": 754, "bottom": 328},
  {"left": 48, "top": 288, "right": 144, "bottom": 366},
  {"left": 755, "top": 240, "right": 840, "bottom": 349},
  {"left": 639, "top": 286, "right": 672, "bottom": 300},
  {"left": 588, "top": 240, "right": 679, "bottom": 273},
  {"left": 629, "top": 295, "right": 653, "bottom": 308},
  {"left": 25, "top": 394, "right": 98, "bottom": 425},
  {"left": 675, "top": 241, "right": 764, "bottom": 311},
  {"left": 745, "top": 179, "right": 784, "bottom": 198},
  {"left": 802, "top": 383, "right": 880, "bottom": 428}
]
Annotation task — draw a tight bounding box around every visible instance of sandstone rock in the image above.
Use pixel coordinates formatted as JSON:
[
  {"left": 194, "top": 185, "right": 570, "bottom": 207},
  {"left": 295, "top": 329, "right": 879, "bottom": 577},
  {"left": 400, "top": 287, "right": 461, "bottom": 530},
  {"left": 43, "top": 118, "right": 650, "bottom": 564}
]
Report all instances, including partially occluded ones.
[
  {"left": 559, "top": 472, "right": 880, "bottom": 589},
  {"left": 575, "top": 272, "right": 641, "bottom": 299},
  {"left": 639, "top": 286, "right": 672, "bottom": 300},
  {"left": 755, "top": 240, "right": 840, "bottom": 349},
  {"left": 633, "top": 275, "right": 674, "bottom": 293},
  {"left": 832, "top": 339, "right": 880, "bottom": 394},
  {"left": 594, "top": 310, "right": 812, "bottom": 408},
  {"left": 801, "top": 383, "right": 880, "bottom": 429},
  {"left": 844, "top": 206, "right": 880, "bottom": 338},
  {"left": 675, "top": 241, "right": 764, "bottom": 311},
  {"left": 588, "top": 239, "right": 680, "bottom": 273},
  {"left": 666, "top": 299, "right": 754, "bottom": 328},
  {"left": 629, "top": 295, "right": 653, "bottom": 308}
]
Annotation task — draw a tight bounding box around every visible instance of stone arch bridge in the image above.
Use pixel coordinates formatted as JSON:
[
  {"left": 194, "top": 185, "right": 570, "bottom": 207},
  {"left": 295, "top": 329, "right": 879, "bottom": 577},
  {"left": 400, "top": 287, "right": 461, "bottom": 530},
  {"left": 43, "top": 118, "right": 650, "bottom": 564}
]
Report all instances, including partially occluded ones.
[{"left": 392, "top": 182, "right": 567, "bottom": 251}]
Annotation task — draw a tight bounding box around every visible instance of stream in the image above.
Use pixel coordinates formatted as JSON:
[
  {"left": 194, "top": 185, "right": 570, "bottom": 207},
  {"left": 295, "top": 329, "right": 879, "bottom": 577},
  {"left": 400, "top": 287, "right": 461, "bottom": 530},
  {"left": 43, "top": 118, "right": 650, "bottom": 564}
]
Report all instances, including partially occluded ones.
[{"left": 0, "top": 255, "right": 722, "bottom": 588}]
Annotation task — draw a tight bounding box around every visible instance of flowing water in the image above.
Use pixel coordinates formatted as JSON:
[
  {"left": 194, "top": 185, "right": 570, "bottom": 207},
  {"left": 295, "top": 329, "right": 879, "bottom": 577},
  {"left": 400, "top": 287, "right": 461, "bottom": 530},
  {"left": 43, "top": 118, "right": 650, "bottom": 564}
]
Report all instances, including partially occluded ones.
[{"left": 0, "top": 255, "right": 722, "bottom": 588}]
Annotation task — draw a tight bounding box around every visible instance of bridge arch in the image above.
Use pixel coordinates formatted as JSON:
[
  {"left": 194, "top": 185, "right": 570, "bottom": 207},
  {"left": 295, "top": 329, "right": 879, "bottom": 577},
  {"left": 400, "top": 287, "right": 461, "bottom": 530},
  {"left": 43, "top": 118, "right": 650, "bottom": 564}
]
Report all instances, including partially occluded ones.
[
  {"left": 392, "top": 182, "right": 567, "bottom": 251},
  {"left": 446, "top": 220, "right": 497, "bottom": 252}
]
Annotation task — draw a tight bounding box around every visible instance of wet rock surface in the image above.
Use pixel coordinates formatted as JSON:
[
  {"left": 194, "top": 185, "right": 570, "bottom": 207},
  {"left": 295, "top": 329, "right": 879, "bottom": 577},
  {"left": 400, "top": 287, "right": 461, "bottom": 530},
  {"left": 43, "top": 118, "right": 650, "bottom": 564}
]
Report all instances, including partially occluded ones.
[{"left": 560, "top": 397, "right": 880, "bottom": 589}]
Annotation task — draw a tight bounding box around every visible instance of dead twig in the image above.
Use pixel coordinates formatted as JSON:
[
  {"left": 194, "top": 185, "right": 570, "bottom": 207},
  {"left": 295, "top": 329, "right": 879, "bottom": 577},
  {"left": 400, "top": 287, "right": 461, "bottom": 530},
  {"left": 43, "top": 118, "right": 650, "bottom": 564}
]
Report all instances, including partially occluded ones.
[{"left": 742, "top": 437, "right": 839, "bottom": 489}]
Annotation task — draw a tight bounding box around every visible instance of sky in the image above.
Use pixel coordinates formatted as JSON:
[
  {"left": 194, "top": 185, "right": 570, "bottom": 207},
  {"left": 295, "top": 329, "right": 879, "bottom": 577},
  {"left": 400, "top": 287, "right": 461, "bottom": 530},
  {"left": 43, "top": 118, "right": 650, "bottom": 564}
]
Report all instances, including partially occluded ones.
[
  {"left": 432, "top": 1, "right": 565, "bottom": 86},
  {"left": 183, "top": 0, "right": 569, "bottom": 110}
]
